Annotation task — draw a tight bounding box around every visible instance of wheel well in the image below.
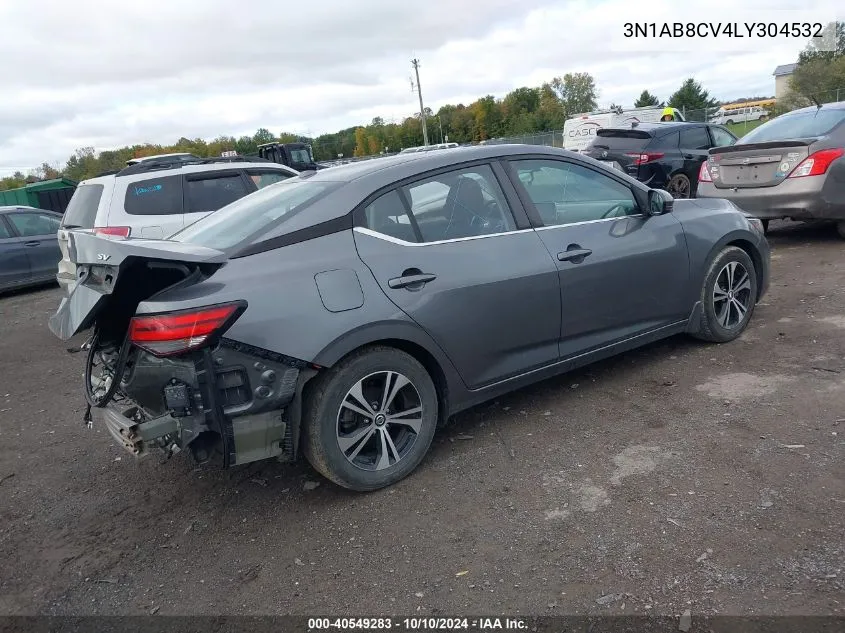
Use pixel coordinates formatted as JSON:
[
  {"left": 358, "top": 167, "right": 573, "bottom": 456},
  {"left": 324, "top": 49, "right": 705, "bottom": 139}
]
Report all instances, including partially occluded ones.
[
  {"left": 324, "top": 339, "right": 451, "bottom": 425},
  {"left": 727, "top": 239, "right": 764, "bottom": 300}
]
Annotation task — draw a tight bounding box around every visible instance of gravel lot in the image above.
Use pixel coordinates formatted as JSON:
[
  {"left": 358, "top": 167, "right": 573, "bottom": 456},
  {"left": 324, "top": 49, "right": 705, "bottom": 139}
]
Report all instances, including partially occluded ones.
[{"left": 0, "top": 221, "right": 843, "bottom": 617}]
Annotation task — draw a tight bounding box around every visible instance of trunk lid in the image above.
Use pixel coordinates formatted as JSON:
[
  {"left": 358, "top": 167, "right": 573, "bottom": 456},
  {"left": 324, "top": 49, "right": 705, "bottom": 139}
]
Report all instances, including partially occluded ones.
[
  {"left": 707, "top": 138, "right": 818, "bottom": 189},
  {"left": 49, "top": 232, "right": 228, "bottom": 341}
]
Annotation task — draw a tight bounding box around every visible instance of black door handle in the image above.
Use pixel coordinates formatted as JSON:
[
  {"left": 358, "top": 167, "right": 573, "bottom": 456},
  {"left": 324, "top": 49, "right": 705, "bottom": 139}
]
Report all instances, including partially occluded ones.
[
  {"left": 388, "top": 273, "right": 437, "bottom": 289},
  {"left": 24, "top": 241, "right": 40, "bottom": 247},
  {"left": 557, "top": 248, "right": 592, "bottom": 263}
]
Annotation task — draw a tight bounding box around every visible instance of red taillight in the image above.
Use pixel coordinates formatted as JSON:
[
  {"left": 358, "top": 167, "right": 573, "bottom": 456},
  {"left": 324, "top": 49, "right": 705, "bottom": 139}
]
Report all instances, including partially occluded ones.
[
  {"left": 94, "top": 226, "right": 131, "bottom": 238},
  {"left": 625, "top": 152, "right": 664, "bottom": 166},
  {"left": 129, "top": 302, "right": 246, "bottom": 357},
  {"left": 699, "top": 161, "right": 713, "bottom": 183},
  {"left": 787, "top": 148, "right": 844, "bottom": 178}
]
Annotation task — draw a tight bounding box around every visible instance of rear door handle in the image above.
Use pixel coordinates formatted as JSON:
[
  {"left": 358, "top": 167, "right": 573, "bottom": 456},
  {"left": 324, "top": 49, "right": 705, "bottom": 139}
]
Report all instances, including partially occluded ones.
[
  {"left": 557, "top": 248, "right": 592, "bottom": 262},
  {"left": 388, "top": 273, "right": 437, "bottom": 289},
  {"left": 24, "top": 241, "right": 40, "bottom": 247}
]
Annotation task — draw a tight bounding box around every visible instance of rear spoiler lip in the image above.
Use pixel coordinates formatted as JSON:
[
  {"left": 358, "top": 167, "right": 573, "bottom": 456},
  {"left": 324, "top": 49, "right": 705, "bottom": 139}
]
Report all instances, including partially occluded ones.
[{"left": 709, "top": 137, "right": 821, "bottom": 155}]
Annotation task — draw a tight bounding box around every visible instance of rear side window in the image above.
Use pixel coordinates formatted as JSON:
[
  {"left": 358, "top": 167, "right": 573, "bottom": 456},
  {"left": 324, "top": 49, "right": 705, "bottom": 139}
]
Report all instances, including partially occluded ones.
[
  {"left": 185, "top": 173, "right": 249, "bottom": 213},
  {"left": 679, "top": 126, "right": 711, "bottom": 150},
  {"left": 62, "top": 183, "right": 104, "bottom": 228},
  {"left": 124, "top": 175, "right": 183, "bottom": 216},
  {"left": 590, "top": 129, "right": 652, "bottom": 151},
  {"left": 741, "top": 109, "right": 845, "bottom": 143},
  {"left": 648, "top": 131, "right": 680, "bottom": 149}
]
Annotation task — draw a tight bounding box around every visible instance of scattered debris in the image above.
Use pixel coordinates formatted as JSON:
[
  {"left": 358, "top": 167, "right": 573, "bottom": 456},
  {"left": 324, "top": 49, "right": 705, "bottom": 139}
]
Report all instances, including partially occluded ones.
[
  {"left": 696, "top": 552, "right": 708, "bottom": 563},
  {"left": 679, "top": 609, "right": 692, "bottom": 632},
  {"left": 414, "top": 592, "right": 424, "bottom": 598},
  {"left": 303, "top": 481, "right": 320, "bottom": 491},
  {"left": 0, "top": 473, "right": 14, "bottom": 486},
  {"left": 183, "top": 521, "right": 195, "bottom": 534},
  {"left": 94, "top": 578, "right": 117, "bottom": 584},
  {"left": 667, "top": 518, "right": 684, "bottom": 528},
  {"left": 595, "top": 593, "right": 622, "bottom": 606},
  {"left": 455, "top": 570, "right": 469, "bottom": 577},
  {"left": 294, "top": 558, "right": 305, "bottom": 566},
  {"left": 543, "top": 411, "right": 551, "bottom": 416},
  {"left": 781, "top": 444, "right": 806, "bottom": 449},
  {"left": 455, "top": 434, "right": 473, "bottom": 441},
  {"left": 249, "top": 477, "right": 268, "bottom": 487},
  {"left": 149, "top": 606, "right": 160, "bottom": 615}
]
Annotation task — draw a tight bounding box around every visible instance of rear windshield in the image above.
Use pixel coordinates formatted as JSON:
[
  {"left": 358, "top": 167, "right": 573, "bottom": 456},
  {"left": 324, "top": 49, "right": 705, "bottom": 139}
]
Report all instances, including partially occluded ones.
[
  {"left": 740, "top": 109, "right": 845, "bottom": 143},
  {"left": 589, "top": 129, "right": 652, "bottom": 151},
  {"left": 61, "top": 184, "right": 104, "bottom": 229},
  {"left": 172, "top": 179, "right": 336, "bottom": 250}
]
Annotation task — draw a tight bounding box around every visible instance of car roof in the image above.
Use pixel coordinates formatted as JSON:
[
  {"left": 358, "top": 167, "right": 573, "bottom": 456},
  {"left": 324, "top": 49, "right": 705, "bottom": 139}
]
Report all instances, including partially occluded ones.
[
  {"left": 302, "top": 144, "right": 575, "bottom": 186},
  {"left": 0, "top": 205, "right": 57, "bottom": 214},
  {"left": 784, "top": 100, "right": 845, "bottom": 115},
  {"left": 79, "top": 160, "right": 295, "bottom": 186}
]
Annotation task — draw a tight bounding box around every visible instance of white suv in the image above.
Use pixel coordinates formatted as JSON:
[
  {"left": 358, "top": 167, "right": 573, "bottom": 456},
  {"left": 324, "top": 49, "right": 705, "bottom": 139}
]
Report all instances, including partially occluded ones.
[{"left": 57, "top": 157, "right": 298, "bottom": 291}]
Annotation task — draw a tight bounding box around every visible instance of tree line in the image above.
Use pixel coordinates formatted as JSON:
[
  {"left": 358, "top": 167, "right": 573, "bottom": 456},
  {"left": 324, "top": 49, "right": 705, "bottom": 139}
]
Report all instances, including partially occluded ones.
[{"left": 1, "top": 22, "right": 841, "bottom": 191}]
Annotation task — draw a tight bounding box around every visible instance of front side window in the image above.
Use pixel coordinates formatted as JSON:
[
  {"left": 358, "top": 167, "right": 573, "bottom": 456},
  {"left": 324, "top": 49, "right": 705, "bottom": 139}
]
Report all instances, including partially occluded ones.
[
  {"left": 709, "top": 126, "right": 737, "bottom": 147},
  {"left": 401, "top": 164, "right": 515, "bottom": 242},
  {"left": 124, "top": 175, "right": 183, "bottom": 215},
  {"left": 0, "top": 217, "right": 12, "bottom": 239},
  {"left": 511, "top": 159, "right": 639, "bottom": 226},
  {"left": 8, "top": 212, "right": 61, "bottom": 237},
  {"left": 184, "top": 173, "right": 249, "bottom": 213}
]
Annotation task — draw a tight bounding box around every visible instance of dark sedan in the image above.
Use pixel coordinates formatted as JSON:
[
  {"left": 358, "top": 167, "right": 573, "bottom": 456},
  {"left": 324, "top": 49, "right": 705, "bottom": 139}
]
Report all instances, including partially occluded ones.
[
  {"left": 49, "top": 145, "right": 770, "bottom": 491},
  {"left": 583, "top": 121, "right": 738, "bottom": 198},
  {"left": 0, "top": 206, "right": 62, "bottom": 292}
]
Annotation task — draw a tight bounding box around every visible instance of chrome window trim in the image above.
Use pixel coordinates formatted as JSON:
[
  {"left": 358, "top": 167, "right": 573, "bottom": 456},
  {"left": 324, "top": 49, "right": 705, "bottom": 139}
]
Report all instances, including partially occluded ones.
[
  {"left": 353, "top": 226, "right": 534, "bottom": 246},
  {"left": 534, "top": 214, "right": 644, "bottom": 230}
]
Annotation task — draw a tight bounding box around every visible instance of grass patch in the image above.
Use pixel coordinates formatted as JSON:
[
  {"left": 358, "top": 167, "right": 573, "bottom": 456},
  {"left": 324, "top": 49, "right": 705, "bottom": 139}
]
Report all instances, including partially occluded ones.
[{"left": 725, "top": 119, "right": 766, "bottom": 138}]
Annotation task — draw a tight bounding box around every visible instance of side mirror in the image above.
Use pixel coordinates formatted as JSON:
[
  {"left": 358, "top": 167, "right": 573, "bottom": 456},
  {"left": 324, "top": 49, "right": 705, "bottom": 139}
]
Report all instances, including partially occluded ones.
[{"left": 646, "top": 188, "right": 675, "bottom": 216}]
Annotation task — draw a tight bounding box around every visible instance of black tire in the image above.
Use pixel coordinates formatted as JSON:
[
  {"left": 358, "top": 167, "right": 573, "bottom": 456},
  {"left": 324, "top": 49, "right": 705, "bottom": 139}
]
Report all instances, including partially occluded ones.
[
  {"left": 692, "top": 246, "right": 758, "bottom": 343},
  {"left": 667, "top": 173, "right": 692, "bottom": 199},
  {"left": 726, "top": 119, "right": 734, "bottom": 125},
  {"left": 837, "top": 221, "right": 845, "bottom": 240},
  {"left": 302, "top": 346, "right": 439, "bottom": 491}
]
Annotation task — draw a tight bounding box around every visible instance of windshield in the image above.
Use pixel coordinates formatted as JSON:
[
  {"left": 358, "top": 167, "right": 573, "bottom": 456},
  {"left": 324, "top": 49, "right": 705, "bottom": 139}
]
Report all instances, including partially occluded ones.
[
  {"left": 172, "top": 179, "right": 335, "bottom": 250},
  {"left": 290, "top": 148, "right": 313, "bottom": 164},
  {"left": 740, "top": 109, "right": 845, "bottom": 143}
]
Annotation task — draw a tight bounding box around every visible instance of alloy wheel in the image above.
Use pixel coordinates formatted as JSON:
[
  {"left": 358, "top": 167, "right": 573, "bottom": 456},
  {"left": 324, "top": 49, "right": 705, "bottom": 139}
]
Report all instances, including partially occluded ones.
[
  {"left": 713, "top": 261, "right": 752, "bottom": 329},
  {"left": 667, "top": 174, "right": 691, "bottom": 199},
  {"left": 336, "top": 371, "right": 423, "bottom": 471}
]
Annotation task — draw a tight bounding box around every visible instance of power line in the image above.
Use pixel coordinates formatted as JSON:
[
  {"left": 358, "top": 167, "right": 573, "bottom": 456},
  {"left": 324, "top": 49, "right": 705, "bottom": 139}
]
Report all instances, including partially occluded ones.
[{"left": 411, "top": 58, "right": 430, "bottom": 147}]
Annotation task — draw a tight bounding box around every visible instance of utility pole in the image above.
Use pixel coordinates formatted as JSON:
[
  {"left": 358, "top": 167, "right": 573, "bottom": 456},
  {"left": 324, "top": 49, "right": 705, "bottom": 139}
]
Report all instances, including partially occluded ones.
[{"left": 411, "top": 58, "right": 430, "bottom": 146}]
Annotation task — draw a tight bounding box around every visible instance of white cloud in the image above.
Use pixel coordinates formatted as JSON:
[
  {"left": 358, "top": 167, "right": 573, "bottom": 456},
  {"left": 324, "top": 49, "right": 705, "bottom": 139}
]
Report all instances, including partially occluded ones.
[{"left": 0, "top": 0, "right": 841, "bottom": 175}]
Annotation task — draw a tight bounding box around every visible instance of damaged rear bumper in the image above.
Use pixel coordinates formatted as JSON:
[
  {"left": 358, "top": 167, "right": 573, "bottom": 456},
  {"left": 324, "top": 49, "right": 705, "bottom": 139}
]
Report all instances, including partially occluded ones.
[{"left": 94, "top": 339, "right": 312, "bottom": 467}]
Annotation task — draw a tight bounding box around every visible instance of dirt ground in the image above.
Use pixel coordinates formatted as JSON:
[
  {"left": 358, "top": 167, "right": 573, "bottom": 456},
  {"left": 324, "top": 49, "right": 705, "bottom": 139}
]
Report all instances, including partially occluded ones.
[{"left": 0, "top": 221, "right": 843, "bottom": 618}]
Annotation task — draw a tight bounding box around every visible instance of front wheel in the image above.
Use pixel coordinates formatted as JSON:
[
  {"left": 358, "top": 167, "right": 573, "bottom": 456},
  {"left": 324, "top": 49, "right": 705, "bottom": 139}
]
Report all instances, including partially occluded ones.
[
  {"left": 302, "top": 346, "right": 439, "bottom": 491},
  {"left": 692, "top": 246, "right": 758, "bottom": 343}
]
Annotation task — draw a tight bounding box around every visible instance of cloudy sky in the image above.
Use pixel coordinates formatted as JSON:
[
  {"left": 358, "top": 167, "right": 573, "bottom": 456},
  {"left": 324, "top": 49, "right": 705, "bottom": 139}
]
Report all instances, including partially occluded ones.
[{"left": 0, "top": 0, "right": 840, "bottom": 176}]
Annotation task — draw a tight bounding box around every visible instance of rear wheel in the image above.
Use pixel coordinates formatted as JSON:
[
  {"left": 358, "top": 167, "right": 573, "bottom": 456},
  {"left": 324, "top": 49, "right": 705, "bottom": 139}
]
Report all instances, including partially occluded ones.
[
  {"left": 302, "top": 346, "right": 439, "bottom": 491},
  {"left": 667, "top": 173, "right": 692, "bottom": 199},
  {"left": 692, "top": 246, "right": 758, "bottom": 343}
]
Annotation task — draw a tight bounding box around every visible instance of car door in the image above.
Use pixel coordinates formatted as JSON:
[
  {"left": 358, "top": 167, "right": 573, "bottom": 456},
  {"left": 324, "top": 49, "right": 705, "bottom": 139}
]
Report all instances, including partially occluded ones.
[
  {"left": 182, "top": 170, "right": 252, "bottom": 230},
  {"left": 0, "top": 213, "right": 31, "bottom": 289},
  {"left": 678, "top": 125, "right": 713, "bottom": 185},
  {"left": 504, "top": 158, "right": 691, "bottom": 361},
  {"left": 5, "top": 211, "right": 62, "bottom": 281},
  {"left": 353, "top": 162, "right": 562, "bottom": 389}
]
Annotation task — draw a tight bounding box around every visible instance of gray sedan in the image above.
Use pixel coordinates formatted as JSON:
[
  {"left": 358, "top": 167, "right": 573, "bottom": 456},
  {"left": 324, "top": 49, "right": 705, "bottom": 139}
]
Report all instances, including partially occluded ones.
[
  {"left": 49, "top": 145, "right": 770, "bottom": 490},
  {"left": 697, "top": 100, "right": 845, "bottom": 238},
  {"left": 0, "top": 206, "right": 62, "bottom": 292}
]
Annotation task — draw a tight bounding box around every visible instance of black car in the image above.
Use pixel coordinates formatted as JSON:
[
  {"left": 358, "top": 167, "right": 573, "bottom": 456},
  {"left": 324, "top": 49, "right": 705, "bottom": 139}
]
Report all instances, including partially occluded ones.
[{"left": 583, "top": 122, "right": 738, "bottom": 198}]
